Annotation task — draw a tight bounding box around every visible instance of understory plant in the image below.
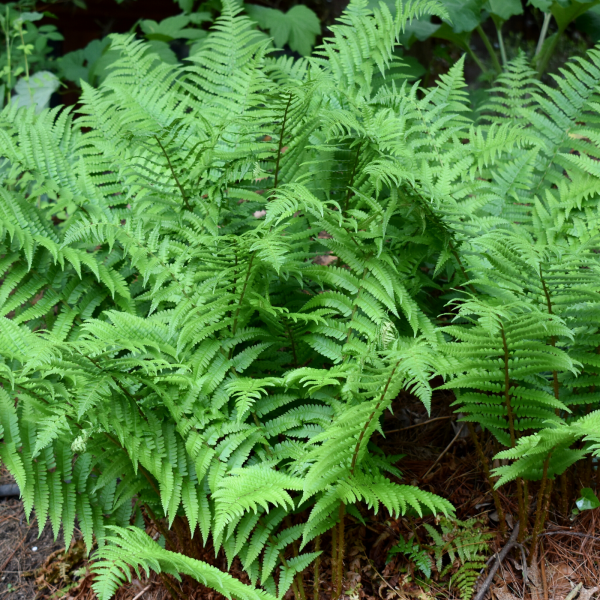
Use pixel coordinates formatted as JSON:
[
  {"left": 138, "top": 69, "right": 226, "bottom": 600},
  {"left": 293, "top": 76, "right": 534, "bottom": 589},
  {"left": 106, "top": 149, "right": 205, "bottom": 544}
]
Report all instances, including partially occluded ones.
[
  {"left": 1, "top": 0, "right": 600, "bottom": 599},
  {"left": 388, "top": 517, "right": 493, "bottom": 600}
]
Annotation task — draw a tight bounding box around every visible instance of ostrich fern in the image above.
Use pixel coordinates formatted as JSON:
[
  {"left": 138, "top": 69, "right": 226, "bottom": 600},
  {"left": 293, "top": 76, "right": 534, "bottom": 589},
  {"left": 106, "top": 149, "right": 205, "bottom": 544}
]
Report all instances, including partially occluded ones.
[
  {"left": 2, "top": 0, "right": 600, "bottom": 598},
  {"left": 0, "top": 1, "right": 455, "bottom": 598}
]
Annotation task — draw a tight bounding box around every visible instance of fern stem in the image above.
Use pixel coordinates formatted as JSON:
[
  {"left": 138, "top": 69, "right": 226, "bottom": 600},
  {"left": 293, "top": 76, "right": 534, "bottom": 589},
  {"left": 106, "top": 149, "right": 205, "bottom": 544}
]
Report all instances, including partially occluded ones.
[
  {"left": 154, "top": 135, "right": 192, "bottom": 212},
  {"left": 344, "top": 144, "right": 361, "bottom": 214},
  {"left": 500, "top": 325, "right": 517, "bottom": 448},
  {"left": 451, "top": 247, "right": 476, "bottom": 295},
  {"left": 539, "top": 266, "right": 568, "bottom": 524},
  {"left": 560, "top": 471, "right": 569, "bottom": 518},
  {"left": 144, "top": 503, "right": 176, "bottom": 551},
  {"left": 159, "top": 572, "right": 187, "bottom": 600},
  {"left": 350, "top": 360, "right": 402, "bottom": 473},
  {"left": 528, "top": 455, "right": 552, "bottom": 564},
  {"left": 343, "top": 266, "right": 369, "bottom": 361},
  {"left": 330, "top": 524, "right": 338, "bottom": 595},
  {"left": 313, "top": 535, "right": 321, "bottom": 600},
  {"left": 285, "top": 517, "right": 308, "bottom": 600},
  {"left": 467, "top": 422, "right": 507, "bottom": 535},
  {"left": 231, "top": 253, "right": 256, "bottom": 338},
  {"left": 335, "top": 503, "right": 345, "bottom": 600},
  {"left": 500, "top": 323, "right": 526, "bottom": 538},
  {"left": 273, "top": 93, "right": 293, "bottom": 191},
  {"left": 475, "top": 25, "right": 502, "bottom": 75},
  {"left": 286, "top": 323, "right": 299, "bottom": 368}
]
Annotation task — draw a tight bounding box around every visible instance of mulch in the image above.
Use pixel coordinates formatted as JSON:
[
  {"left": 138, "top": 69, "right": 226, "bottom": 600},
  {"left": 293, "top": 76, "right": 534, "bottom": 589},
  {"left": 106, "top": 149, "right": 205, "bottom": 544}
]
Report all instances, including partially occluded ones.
[{"left": 1, "top": 392, "right": 599, "bottom": 600}]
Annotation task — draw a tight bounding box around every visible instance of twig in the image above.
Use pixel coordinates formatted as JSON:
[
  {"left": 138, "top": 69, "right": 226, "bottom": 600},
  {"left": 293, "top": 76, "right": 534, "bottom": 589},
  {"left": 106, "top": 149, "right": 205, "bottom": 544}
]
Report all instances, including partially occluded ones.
[
  {"left": 538, "top": 531, "right": 600, "bottom": 543},
  {"left": 0, "top": 517, "right": 36, "bottom": 573},
  {"left": 366, "top": 557, "right": 402, "bottom": 599},
  {"left": 384, "top": 415, "right": 454, "bottom": 435},
  {"left": 131, "top": 585, "right": 152, "bottom": 600},
  {"left": 423, "top": 423, "right": 465, "bottom": 479},
  {"left": 472, "top": 522, "right": 520, "bottom": 600},
  {"left": 564, "top": 583, "right": 583, "bottom": 600}
]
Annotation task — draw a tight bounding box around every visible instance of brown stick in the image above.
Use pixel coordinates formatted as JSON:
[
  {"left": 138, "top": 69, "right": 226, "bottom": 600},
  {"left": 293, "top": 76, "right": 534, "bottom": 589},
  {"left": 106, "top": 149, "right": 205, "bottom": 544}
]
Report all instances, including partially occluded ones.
[
  {"left": 537, "top": 531, "right": 600, "bottom": 542},
  {"left": 131, "top": 585, "right": 152, "bottom": 600},
  {"left": 384, "top": 416, "right": 454, "bottom": 434},
  {"left": 500, "top": 324, "right": 527, "bottom": 539},
  {"left": 0, "top": 517, "right": 36, "bottom": 573},
  {"left": 472, "top": 522, "right": 520, "bottom": 600}
]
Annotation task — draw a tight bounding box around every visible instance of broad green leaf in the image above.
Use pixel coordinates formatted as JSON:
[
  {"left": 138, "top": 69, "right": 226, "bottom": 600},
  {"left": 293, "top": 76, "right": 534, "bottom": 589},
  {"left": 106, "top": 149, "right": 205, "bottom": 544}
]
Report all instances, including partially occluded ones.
[
  {"left": 576, "top": 5, "right": 600, "bottom": 40},
  {"left": 140, "top": 15, "right": 205, "bottom": 42},
  {"left": 58, "top": 38, "right": 111, "bottom": 85},
  {"left": 442, "top": 0, "right": 486, "bottom": 33},
  {"left": 552, "top": 0, "right": 600, "bottom": 31},
  {"left": 147, "top": 40, "right": 179, "bottom": 64},
  {"left": 397, "top": 18, "right": 441, "bottom": 47},
  {"left": 178, "top": 0, "right": 196, "bottom": 11},
  {"left": 528, "top": 0, "right": 553, "bottom": 10},
  {"left": 18, "top": 12, "right": 44, "bottom": 23},
  {"left": 575, "top": 488, "right": 600, "bottom": 511},
  {"left": 432, "top": 22, "right": 472, "bottom": 50},
  {"left": 244, "top": 4, "right": 321, "bottom": 56},
  {"left": 487, "top": 0, "right": 523, "bottom": 20},
  {"left": 13, "top": 71, "right": 60, "bottom": 112}
]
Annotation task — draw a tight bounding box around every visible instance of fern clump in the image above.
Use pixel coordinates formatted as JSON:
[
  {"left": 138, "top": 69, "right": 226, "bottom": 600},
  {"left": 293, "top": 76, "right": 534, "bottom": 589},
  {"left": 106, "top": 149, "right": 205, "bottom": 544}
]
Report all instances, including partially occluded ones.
[
  {"left": 2, "top": 0, "right": 600, "bottom": 596},
  {"left": 0, "top": 1, "right": 456, "bottom": 598},
  {"left": 387, "top": 517, "right": 493, "bottom": 600}
]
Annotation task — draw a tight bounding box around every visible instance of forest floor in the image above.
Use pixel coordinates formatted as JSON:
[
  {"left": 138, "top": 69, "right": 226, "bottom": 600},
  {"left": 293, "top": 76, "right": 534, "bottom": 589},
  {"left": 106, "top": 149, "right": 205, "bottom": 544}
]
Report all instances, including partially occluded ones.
[{"left": 1, "top": 392, "right": 599, "bottom": 600}]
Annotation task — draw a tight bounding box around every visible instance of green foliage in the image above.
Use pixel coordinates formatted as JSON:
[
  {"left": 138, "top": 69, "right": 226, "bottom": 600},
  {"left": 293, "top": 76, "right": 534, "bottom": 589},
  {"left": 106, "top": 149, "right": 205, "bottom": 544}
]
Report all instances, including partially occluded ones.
[
  {"left": 387, "top": 536, "right": 433, "bottom": 578},
  {"left": 245, "top": 4, "right": 321, "bottom": 56},
  {"left": 3, "top": 0, "right": 600, "bottom": 596},
  {"left": 387, "top": 517, "right": 493, "bottom": 599},
  {"left": 423, "top": 517, "right": 493, "bottom": 600},
  {"left": 391, "top": 0, "right": 600, "bottom": 78},
  {"left": 0, "top": 4, "right": 63, "bottom": 106},
  {"left": 574, "top": 487, "right": 600, "bottom": 513},
  {"left": 0, "top": 0, "right": 459, "bottom": 597},
  {"left": 438, "top": 48, "right": 600, "bottom": 489}
]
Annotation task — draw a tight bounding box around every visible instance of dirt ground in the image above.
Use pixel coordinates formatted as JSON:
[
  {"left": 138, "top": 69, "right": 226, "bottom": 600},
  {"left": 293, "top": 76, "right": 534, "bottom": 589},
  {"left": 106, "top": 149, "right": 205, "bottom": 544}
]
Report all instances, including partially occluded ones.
[{"left": 1, "top": 393, "right": 599, "bottom": 600}]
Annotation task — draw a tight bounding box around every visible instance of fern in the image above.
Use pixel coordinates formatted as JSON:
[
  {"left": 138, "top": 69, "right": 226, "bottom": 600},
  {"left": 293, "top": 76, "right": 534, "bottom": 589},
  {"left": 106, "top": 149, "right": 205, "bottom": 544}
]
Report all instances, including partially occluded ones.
[
  {"left": 387, "top": 536, "right": 433, "bottom": 579},
  {"left": 2, "top": 1, "right": 600, "bottom": 598},
  {"left": 423, "top": 517, "right": 493, "bottom": 600}
]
